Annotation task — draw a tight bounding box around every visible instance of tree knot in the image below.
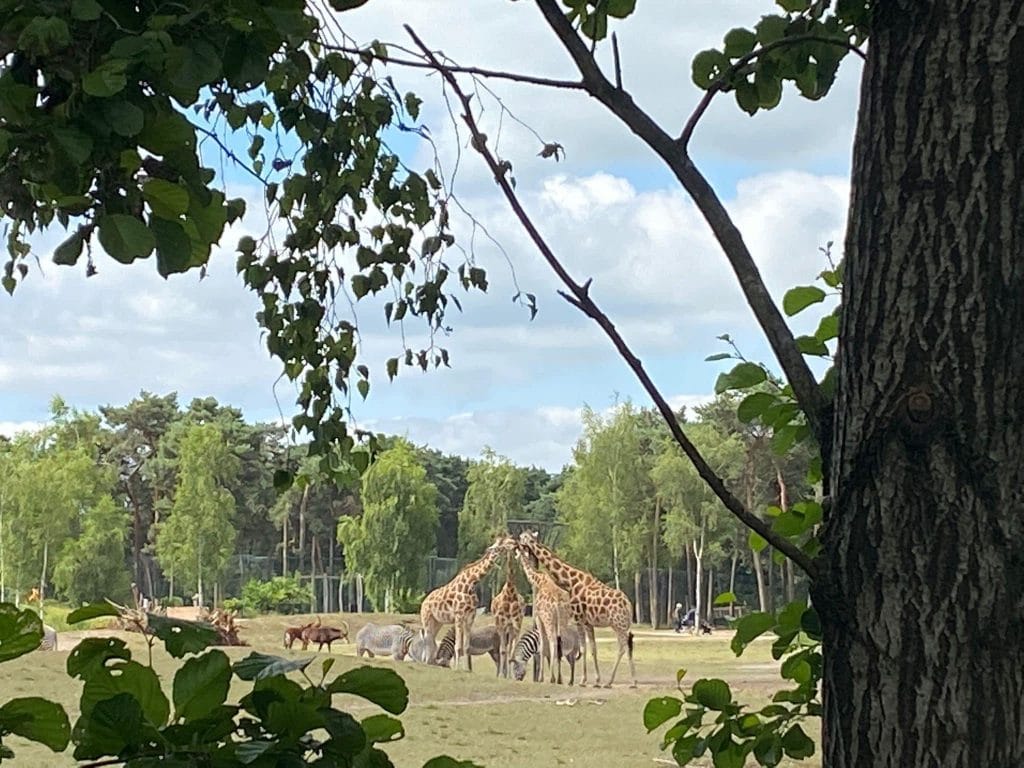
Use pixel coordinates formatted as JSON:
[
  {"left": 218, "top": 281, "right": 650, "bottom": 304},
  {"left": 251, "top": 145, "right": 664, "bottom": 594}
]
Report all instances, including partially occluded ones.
[{"left": 905, "top": 388, "right": 934, "bottom": 424}]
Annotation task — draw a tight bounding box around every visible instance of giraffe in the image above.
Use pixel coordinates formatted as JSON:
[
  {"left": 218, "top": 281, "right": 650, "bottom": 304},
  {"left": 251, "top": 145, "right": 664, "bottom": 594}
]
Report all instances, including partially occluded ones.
[
  {"left": 489, "top": 550, "right": 525, "bottom": 678},
  {"left": 518, "top": 530, "right": 636, "bottom": 688},
  {"left": 513, "top": 544, "right": 572, "bottom": 685},
  {"left": 419, "top": 535, "right": 505, "bottom": 670}
]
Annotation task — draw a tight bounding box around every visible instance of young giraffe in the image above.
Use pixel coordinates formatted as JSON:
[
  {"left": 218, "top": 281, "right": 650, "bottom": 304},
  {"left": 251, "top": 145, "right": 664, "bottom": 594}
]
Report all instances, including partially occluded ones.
[
  {"left": 518, "top": 530, "right": 636, "bottom": 688},
  {"left": 419, "top": 535, "right": 505, "bottom": 670},
  {"left": 489, "top": 550, "right": 525, "bottom": 678},
  {"left": 513, "top": 543, "right": 572, "bottom": 685}
]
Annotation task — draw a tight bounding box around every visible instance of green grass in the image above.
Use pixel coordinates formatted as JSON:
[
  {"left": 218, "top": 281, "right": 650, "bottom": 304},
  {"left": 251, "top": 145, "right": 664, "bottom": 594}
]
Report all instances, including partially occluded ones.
[{"left": 1, "top": 613, "right": 821, "bottom": 767}]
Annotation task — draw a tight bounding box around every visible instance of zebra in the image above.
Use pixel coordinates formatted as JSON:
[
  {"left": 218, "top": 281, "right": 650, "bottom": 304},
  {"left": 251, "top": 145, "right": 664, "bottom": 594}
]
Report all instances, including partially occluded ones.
[
  {"left": 355, "top": 623, "right": 415, "bottom": 660},
  {"left": 511, "top": 623, "right": 581, "bottom": 685},
  {"left": 434, "top": 625, "right": 501, "bottom": 673}
]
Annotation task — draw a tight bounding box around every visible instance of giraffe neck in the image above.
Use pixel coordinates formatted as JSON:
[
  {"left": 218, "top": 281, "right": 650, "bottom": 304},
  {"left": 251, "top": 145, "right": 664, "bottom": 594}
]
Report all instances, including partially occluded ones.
[
  {"left": 531, "top": 541, "right": 587, "bottom": 588},
  {"left": 457, "top": 547, "right": 500, "bottom": 588}
]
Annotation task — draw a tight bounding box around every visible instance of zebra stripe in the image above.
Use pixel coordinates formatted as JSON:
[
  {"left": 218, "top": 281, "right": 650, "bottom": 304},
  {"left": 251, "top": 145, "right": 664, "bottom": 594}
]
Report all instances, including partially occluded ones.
[
  {"left": 434, "top": 626, "right": 500, "bottom": 673},
  {"left": 511, "top": 623, "right": 581, "bottom": 684},
  {"left": 511, "top": 625, "right": 542, "bottom": 682}
]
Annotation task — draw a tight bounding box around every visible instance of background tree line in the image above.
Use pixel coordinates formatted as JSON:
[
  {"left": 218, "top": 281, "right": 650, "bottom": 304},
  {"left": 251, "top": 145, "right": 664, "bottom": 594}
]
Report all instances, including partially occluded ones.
[{"left": 0, "top": 389, "right": 807, "bottom": 624}]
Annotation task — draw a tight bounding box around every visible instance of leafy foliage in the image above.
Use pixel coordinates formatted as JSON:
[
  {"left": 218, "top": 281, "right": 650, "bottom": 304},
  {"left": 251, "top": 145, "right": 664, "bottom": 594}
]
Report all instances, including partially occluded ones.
[
  {"left": 338, "top": 439, "right": 438, "bottom": 611},
  {"left": 240, "top": 575, "right": 314, "bottom": 615},
  {"left": 0, "top": 0, "right": 489, "bottom": 482},
  {"left": 690, "top": 0, "right": 868, "bottom": 116},
  {"left": 0, "top": 599, "right": 470, "bottom": 766}
]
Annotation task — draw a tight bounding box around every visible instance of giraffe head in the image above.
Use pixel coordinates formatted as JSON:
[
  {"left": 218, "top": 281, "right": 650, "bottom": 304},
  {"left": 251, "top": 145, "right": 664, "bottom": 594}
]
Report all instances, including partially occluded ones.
[{"left": 489, "top": 534, "right": 519, "bottom": 556}]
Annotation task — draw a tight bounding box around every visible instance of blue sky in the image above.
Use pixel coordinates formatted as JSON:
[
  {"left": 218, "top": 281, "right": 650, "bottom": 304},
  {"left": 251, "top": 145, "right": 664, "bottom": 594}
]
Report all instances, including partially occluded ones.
[{"left": 0, "top": 1, "right": 857, "bottom": 470}]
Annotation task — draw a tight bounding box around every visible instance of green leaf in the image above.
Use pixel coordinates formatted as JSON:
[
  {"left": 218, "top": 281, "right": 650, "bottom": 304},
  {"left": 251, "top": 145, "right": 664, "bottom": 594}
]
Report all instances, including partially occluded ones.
[
  {"left": 756, "top": 71, "right": 783, "bottom": 109},
  {"left": 97, "top": 214, "right": 155, "bottom": 263},
  {"left": 80, "top": 660, "right": 170, "bottom": 727},
  {"left": 73, "top": 692, "right": 144, "bottom": 760},
  {"left": 328, "top": 666, "right": 409, "bottom": 715},
  {"left": 357, "top": 379, "right": 370, "bottom": 399},
  {"left": 775, "top": 601, "right": 806, "bottom": 634},
  {"left": 82, "top": 59, "right": 128, "bottom": 98},
  {"left": 713, "top": 591, "right": 736, "bottom": 606},
  {"left": 71, "top": 0, "right": 103, "bottom": 18},
  {"left": 736, "top": 392, "right": 776, "bottom": 423},
  {"left": 692, "top": 49, "right": 730, "bottom": 89},
  {"left": 714, "top": 362, "right": 767, "bottom": 394},
  {"left": 753, "top": 732, "right": 784, "bottom": 766},
  {"left": 386, "top": 357, "right": 399, "bottom": 381},
  {"left": 147, "top": 613, "right": 220, "bottom": 658},
  {"left": 0, "top": 697, "right": 70, "bottom": 751},
  {"left": 755, "top": 15, "right": 788, "bottom": 44},
  {"left": 422, "top": 758, "right": 485, "bottom": 768},
  {"left": 748, "top": 530, "right": 768, "bottom": 553},
  {"left": 173, "top": 650, "right": 231, "bottom": 722},
  {"left": 816, "top": 313, "right": 839, "bottom": 342},
  {"left": 105, "top": 99, "right": 145, "bottom": 137},
  {"left": 735, "top": 80, "right": 760, "bottom": 115},
  {"left": 152, "top": 218, "right": 193, "bottom": 277},
  {"left": 777, "top": 0, "right": 810, "bottom": 11},
  {"left": 143, "top": 179, "right": 190, "bottom": 219},
  {"left": 0, "top": 604, "right": 44, "bottom": 662},
  {"left": 643, "top": 696, "right": 682, "bottom": 732},
  {"left": 52, "top": 127, "right": 93, "bottom": 164},
  {"left": 780, "top": 655, "right": 812, "bottom": 684},
  {"left": 53, "top": 230, "right": 86, "bottom": 266},
  {"left": 704, "top": 352, "right": 732, "bottom": 362},
  {"left": 67, "top": 637, "right": 131, "bottom": 680},
  {"left": 360, "top": 713, "right": 404, "bottom": 744},
  {"left": 796, "top": 335, "right": 829, "bottom": 356},
  {"left": 781, "top": 723, "right": 815, "bottom": 758},
  {"left": 67, "top": 602, "right": 122, "bottom": 625},
  {"left": 691, "top": 679, "right": 732, "bottom": 711},
  {"left": 606, "top": 0, "right": 636, "bottom": 17},
  {"left": 723, "top": 28, "right": 757, "bottom": 57},
  {"left": 730, "top": 612, "right": 776, "bottom": 655},
  {"left": 782, "top": 285, "right": 826, "bottom": 316},
  {"left": 233, "top": 651, "right": 313, "bottom": 681}
]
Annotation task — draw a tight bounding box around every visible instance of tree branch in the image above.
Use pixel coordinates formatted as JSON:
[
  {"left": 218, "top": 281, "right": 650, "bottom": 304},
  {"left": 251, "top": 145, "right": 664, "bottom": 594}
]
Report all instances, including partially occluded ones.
[
  {"left": 532, "top": 0, "right": 829, "bottom": 449},
  {"left": 405, "top": 25, "right": 818, "bottom": 579},
  {"left": 318, "top": 42, "right": 586, "bottom": 91},
  {"left": 679, "top": 34, "right": 866, "bottom": 151}
]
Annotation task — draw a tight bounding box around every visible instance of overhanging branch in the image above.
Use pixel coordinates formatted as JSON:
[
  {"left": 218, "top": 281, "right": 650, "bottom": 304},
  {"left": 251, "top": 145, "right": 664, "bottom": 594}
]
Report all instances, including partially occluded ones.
[
  {"left": 405, "top": 25, "right": 818, "bottom": 579},
  {"left": 532, "top": 0, "right": 830, "bottom": 449}
]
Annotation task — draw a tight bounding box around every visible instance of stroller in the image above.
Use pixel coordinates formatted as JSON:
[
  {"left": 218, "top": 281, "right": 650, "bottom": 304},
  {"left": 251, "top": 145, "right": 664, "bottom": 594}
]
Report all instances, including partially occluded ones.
[{"left": 676, "top": 607, "right": 713, "bottom": 635}]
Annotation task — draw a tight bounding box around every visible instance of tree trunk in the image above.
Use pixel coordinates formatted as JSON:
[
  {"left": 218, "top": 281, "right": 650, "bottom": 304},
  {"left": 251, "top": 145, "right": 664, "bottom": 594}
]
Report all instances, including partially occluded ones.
[
  {"left": 309, "top": 536, "right": 318, "bottom": 614},
  {"left": 684, "top": 544, "right": 693, "bottom": 610},
  {"left": 633, "top": 570, "right": 642, "bottom": 624},
  {"left": 282, "top": 511, "right": 288, "bottom": 577},
  {"left": 692, "top": 536, "right": 703, "bottom": 636},
  {"left": 816, "top": 4, "right": 1024, "bottom": 765},
  {"left": 298, "top": 485, "right": 308, "bottom": 574},
  {"left": 666, "top": 564, "right": 674, "bottom": 625},
  {"left": 728, "top": 552, "right": 739, "bottom": 617},
  {"left": 705, "top": 567, "right": 714, "bottom": 624},
  {"left": 611, "top": 526, "right": 621, "bottom": 591},
  {"left": 751, "top": 549, "right": 768, "bottom": 612},
  {"left": 650, "top": 498, "right": 660, "bottom": 629}
]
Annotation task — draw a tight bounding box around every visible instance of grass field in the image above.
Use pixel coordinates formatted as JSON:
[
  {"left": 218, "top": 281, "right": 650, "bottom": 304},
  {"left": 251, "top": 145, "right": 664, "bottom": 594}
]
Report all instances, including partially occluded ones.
[{"left": 1, "top": 613, "right": 821, "bottom": 767}]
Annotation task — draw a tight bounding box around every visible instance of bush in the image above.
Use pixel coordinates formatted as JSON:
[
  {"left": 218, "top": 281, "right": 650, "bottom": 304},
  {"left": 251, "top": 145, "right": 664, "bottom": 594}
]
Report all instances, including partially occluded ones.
[
  {"left": 240, "top": 576, "right": 312, "bottom": 614},
  {"left": 222, "top": 597, "right": 244, "bottom": 614},
  {"left": 166, "top": 596, "right": 184, "bottom": 607}
]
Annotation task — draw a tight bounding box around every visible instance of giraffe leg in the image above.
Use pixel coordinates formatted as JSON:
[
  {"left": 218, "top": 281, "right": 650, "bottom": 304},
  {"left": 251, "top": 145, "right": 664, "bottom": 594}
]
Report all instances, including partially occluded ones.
[
  {"left": 578, "top": 622, "right": 589, "bottom": 686},
  {"left": 587, "top": 624, "right": 602, "bottom": 687},
  {"left": 605, "top": 629, "right": 636, "bottom": 688}
]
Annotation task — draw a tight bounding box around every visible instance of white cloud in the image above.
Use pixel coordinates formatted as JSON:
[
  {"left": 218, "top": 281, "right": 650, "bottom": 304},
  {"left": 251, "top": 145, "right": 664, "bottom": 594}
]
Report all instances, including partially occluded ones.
[{"left": 0, "top": 421, "right": 45, "bottom": 438}]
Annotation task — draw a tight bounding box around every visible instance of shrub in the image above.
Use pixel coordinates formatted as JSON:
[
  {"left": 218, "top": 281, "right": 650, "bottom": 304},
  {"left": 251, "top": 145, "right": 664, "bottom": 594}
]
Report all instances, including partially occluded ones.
[{"left": 240, "top": 576, "right": 312, "bottom": 614}]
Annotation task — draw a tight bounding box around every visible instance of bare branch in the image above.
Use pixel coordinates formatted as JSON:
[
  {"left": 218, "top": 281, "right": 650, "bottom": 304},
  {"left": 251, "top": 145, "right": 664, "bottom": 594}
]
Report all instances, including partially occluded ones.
[
  {"left": 533, "top": 0, "right": 830, "bottom": 449},
  {"left": 405, "top": 24, "right": 818, "bottom": 579},
  {"left": 318, "top": 42, "right": 586, "bottom": 91},
  {"left": 612, "top": 32, "right": 623, "bottom": 90},
  {"left": 679, "top": 34, "right": 866, "bottom": 151}
]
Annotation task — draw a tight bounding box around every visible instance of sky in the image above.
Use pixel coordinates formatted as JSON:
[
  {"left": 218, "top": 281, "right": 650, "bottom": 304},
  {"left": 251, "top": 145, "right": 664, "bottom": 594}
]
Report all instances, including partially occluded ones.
[{"left": 0, "top": 1, "right": 860, "bottom": 472}]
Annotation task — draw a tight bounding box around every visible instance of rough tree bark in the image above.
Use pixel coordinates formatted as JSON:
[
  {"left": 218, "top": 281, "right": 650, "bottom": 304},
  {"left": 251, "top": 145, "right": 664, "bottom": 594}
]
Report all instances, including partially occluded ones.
[{"left": 816, "top": 2, "right": 1024, "bottom": 765}]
